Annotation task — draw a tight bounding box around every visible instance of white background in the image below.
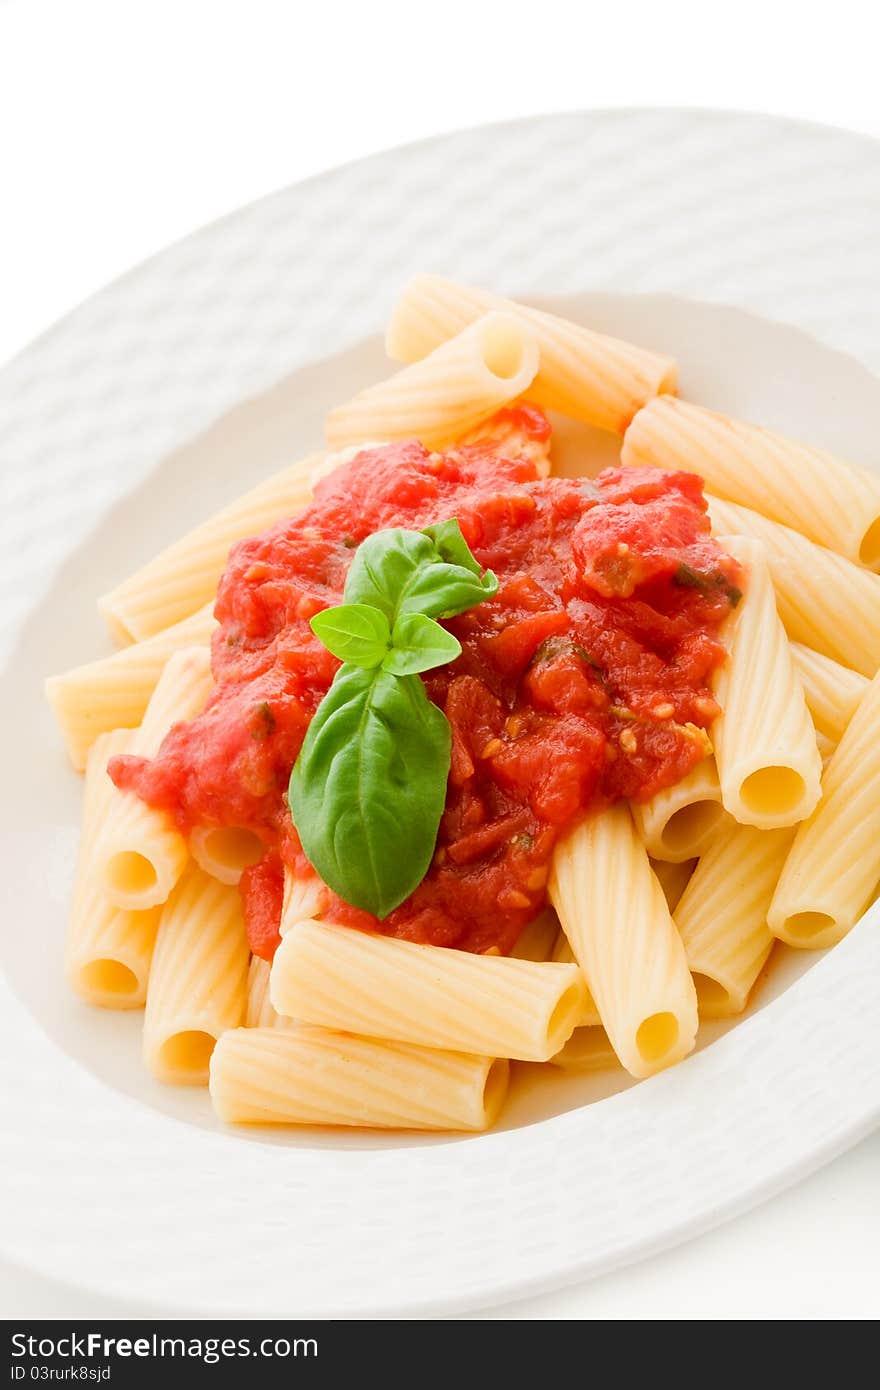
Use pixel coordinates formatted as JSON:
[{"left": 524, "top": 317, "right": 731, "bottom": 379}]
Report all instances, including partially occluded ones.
[{"left": 1, "top": 0, "right": 878, "bottom": 1320}]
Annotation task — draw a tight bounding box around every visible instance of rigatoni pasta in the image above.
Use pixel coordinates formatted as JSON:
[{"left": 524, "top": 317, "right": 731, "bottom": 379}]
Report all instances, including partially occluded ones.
[
  {"left": 632, "top": 758, "right": 728, "bottom": 862},
  {"left": 326, "top": 312, "right": 539, "bottom": 450},
  {"left": 210, "top": 1026, "right": 508, "bottom": 1131},
  {"left": 789, "top": 642, "right": 868, "bottom": 744},
  {"left": 386, "top": 273, "right": 677, "bottom": 433},
  {"left": 710, "top": 535, "right": 821, "bottom": 828},
  {"left": 768, "top": 668, "right": 880, "bottom": 949},
  {"left": 99, "top": 452, "right": 321, "bottom": 642},
  {"left": 708, "top": 496, "right": 880, "bottom": 676},
  {"left": 675, "top": 823, "right": 791, "bottom": 1016},
  {"left": 65, "top": 730, "right": 161, "bottom": 1007},
  {"left": 94, "top": 648, "right": 213, "bottom": 910},
  {"left": 271, "top": 919, "right": 587, "bottom": 1062},
  {"left": 549, "top": 806, "right": 698, "bottom": 1079},
  {"left": 143, "top": 865, "right": 250, "bottom": 1084},
  {"left": 45, "top": 603, "right": 216, "bottom": 771},
  {"left": 622, "top": 395, "right": 880, "bottom": 569}
]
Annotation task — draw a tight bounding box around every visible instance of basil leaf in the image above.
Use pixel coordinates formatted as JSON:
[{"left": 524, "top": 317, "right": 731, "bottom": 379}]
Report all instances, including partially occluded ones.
[
  {"left": 310, "top": 603, "right": 390, "bottom": 667},
  {"left": 344, "top": 526, "right": 498, "bottom": 623},
  {"left": 421, "top": 518, "right": 482, "bottom": 575},
  {"left": 384, "top": 612, "right": 461, "bottom": 676},
  {"left": 288, "top": 663, "right": 450, "bottom": 918}
]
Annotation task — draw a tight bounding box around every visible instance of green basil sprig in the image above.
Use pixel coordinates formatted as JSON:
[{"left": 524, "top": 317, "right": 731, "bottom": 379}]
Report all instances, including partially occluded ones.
[{"left": 289, "top": 521, "right": 497, "bottom": 918}]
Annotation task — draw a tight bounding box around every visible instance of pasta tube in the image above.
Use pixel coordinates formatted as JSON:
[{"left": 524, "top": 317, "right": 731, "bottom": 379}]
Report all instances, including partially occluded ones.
[
  {"left": 46, "top": 604, "right": 216, "bottom": 771},
  {"left": 190, "top": 825, "right": 265, "bottom": 885},
  {"left": 509, "top": 907, "right": 560, "bottom": 962},
  {"left": 708, "top": 497, "right": 880, "bottom": 676},
  {"left": 548, "top": 1027, "right": 619, "bottom": 1071},
  {"left": 271, "top": 919, "right": 586, "bottom": 1062},
  {"left": 245, "top": 956, "right": 294, "bottom": 1030},
  {"left": 632, "top": 758, "right": 728, "bottom": 862},
  {"left": 94, "top": 647, "right": 213, "bottom": 909},
  {"left": 210, "top": 1026, "right": 508, "bottom": 1131},
  {"left": 675, "top": 823, "right": 792, "bottom": 1016},
  {"left": 325, "top": 312, "right": 539, "bottom": 450},
  {"left": 711, "top": 536, "right": 821, "bottom": 827},
  {"left": 65, "top": 729, "right": 160, "bottom": 1007},
  {"left": 622, "top": 396, "right": 880, "bottom": 568},
  {"left": 550, "top": 933, "right": 601, "bottom": 1026},
  {"left": 769, "top": 668, "right": 880, "bottom": 948},
  {"left": 650, "top": 857, "right": 697, "bottom": 914},
  {"left": 549, "top": 805, "right": 698, "bottom": 1079},
  {"left": 385, "top": 273, "right": 677, "bottom": 434},
  {"left": 789, "top": 642, "right": 868, "bottom": 743},
  {"left": 143, "top": 864, "right": 249, "bottom": 1084},
  {"left": 99, "top": 453, "right": 321, "bottom": 642}
]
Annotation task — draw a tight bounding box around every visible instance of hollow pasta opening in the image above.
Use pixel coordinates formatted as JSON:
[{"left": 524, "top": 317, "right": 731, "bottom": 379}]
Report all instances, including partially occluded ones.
[
  {"left": 79, "top": 958, "right": 139, "bottom": 998},
  {"left": 859, "top": 515, "right": 880, "bottom": 569},
  {"left": 782, "top": 911, "right": 837, "bottom": 942},
  {"left": 661, "top": 800, "right": 724, "bottom": 857},
  {"left": 692, "top": 972, "right": 731, "bottom": 1014},
  {"left": 739, "top": 766, "right": 806, "bottom": 818},
  {"left": 198, "top": 826, "right": 264, "bottom": 878},
  {"left": 105, "top": 850, "right": 158, "bottom": 899},
  {"left": 480, "top": 318, "right": 526, "bottom": 381},
  {"left": 635, "top": 1011, "right": 679, "bottom": 1064},
  {"left": 546, "top": 981, "right": 588, "bottom": 1045},
  {"left": 158, "top": 1030, "right": 216, "bottom": 1079},
  {"left": 481, "top": 1058, "right": 510, "bottom": 1125}
]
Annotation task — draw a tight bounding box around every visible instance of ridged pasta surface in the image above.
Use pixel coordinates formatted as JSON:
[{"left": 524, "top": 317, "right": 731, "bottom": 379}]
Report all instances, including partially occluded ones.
[
  {"left": 712, "top": 535, "right": 821, "bottom": 827},
  {"left": 632, "top": 757, "right": 728, "bottom": 861},
  {"left": 789, "top": 643, "right": 868, "bottom": 743},
  {"left": 623, "top": 396, "right": 880, "bottom": 566},
  {"left": 385, "top": 273, "right": 677, "bottom": 434},
  {"left": 143, "top": 865, "right": 249, "bottom": 1083},
  {"left": 210, "top": 1026, "right": 507, "bottom": 1130},
  {"left": 549, "top": 805, "right": 698, "bottom": 1078},
  {"left": 271, "top": 920, "right": 586, "bottom": 1061},
  {"left": 769, "top": 668, "right": 880, "bottom": 949},
  {"left": 326, "top": 312, "right": 538, "bottom": 449},
  {"left": 98, "top": 453, "right": 320, "bottom": 641},
  {"left": 709, "top": 497, "right": 880, "bottom": 676},
  {"left": 675, "top": 823, "right": 792, "bottom": 1015}
]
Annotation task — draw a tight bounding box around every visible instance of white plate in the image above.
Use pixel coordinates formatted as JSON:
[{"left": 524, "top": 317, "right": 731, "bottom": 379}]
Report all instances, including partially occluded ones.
[{"left": 2, "top": 109, "right": 880, "bottom": 1318}]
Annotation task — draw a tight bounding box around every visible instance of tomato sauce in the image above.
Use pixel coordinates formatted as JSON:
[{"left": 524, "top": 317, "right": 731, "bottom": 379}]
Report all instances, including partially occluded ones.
[{"left": 110, "top": 406, "right": 740, "bottom": 958}]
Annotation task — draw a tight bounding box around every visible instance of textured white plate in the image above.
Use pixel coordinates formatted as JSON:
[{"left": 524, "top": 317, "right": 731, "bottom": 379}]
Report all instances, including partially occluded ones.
[{"left": 2, "top": 110, "right": 880, "bottom": 1318}]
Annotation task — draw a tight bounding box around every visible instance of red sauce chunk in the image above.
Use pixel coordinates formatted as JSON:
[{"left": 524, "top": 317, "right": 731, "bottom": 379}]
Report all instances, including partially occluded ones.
[{"left": 110, "top": 407, "right": 740, "bottom": 959}]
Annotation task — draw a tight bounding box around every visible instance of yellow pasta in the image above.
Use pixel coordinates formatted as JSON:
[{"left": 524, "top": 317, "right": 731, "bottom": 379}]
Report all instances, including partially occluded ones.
[
  {"left": 94, "top": 647, "right": 213, "bottom": 910},
  {"left": 675, "top": 823, "right": 792, "bottom": 1016},
  {"left": 632, "top": 758, "right": 728, "bottom": 862},
  {"left": 550, "top": 933, "right": 602, "bottom": 1026},
  {"left": 622, "top": 396, "right": 880, "bottom": 568},
  {"left": 549, "top": 806, "right": 698, "bottom": 1079},
  {"left": 708, "top": 497, "right": 880, "bottom": 676},
  {"left": 509, "top": 907, "right": 560, "bottom": 962},
  {"left": 271, "top": 919, "right": 586, "bottom": 1062},
  {"left": 711, "top": 535, "right": 821, "bottom": 828},
  {"left": 46, "top": 604, "right": 216, "bottom": 771},
  {"left": 789, "top": 642, "right": 868, "bottom": 743},
  {"left": 385, "top": 273, "right": 677, "bottom": 434},
  {"left": 245, "top": 956, "right": 295, "bottom": 1030},
  {"left": 325, "top": 312, "right": 539, "bottom": 450},
  {"left": 189, "top": 825, "right": 265, "bottom": 885},
  {"left": 65, "top": 730, "right": 161, "bottom": 1007},
  {"left": 548, "top": 1027, "right": 619, "bottom": 1071},
  {"left": 650, "top": 857, "right": 697, "bottom": 914},
  {"left": 143, "top": 864, "right": 250, "bottom": 1084},
  {"left": 99, "top": 453, "right": 321, "bottom": 642},
  {"left": 279, "top": 868, "right": 324, "bottom": 933},
  {"left": 210, "top": 1026, "right": 508, "bottom": 1131},
  {"left": 769, "top": 668, "right": 880, "bottom": 949}
]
